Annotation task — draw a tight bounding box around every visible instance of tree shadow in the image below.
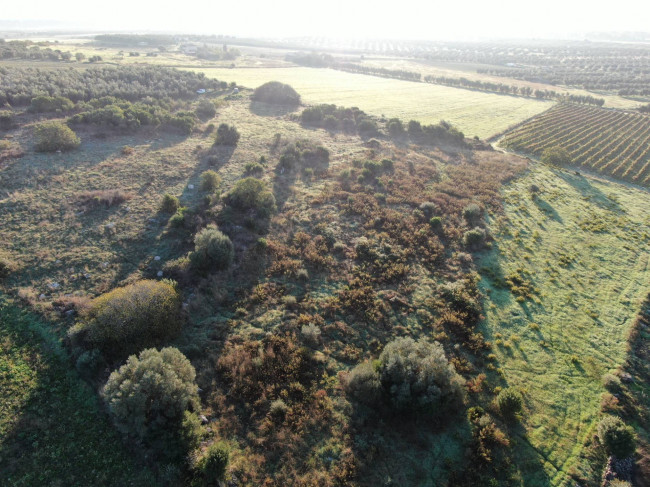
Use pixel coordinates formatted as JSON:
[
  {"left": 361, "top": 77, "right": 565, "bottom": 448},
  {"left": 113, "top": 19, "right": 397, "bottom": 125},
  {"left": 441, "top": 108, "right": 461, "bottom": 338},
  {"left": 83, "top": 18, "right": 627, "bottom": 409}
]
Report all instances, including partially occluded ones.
[
  {"left": 532, "top": 195, "right": 563, "bottom": 223},
  {"left": 556, "top": 170, "right": 624, "bottom": 213},
  {"left": 249, "top": 101, "right": 299, "bottom": 117},
  {"left": 272, "top": 166, "right": 298, "bottom": 211}
]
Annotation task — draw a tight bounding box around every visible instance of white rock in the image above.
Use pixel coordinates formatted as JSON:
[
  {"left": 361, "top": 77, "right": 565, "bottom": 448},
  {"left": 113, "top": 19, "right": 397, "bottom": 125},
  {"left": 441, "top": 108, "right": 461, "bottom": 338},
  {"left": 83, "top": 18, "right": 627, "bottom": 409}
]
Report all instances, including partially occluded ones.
[
  {"left": 188, "top": 184, "right": 195, "bottom": 190},
  {"left": 39, "top": 293, "right": 47, "bottom": 300},
  {"left": 154, "top": 256, "right": 161, "bottom": 261},
  {"left": 157, "top": 271, "right": 163, "bottom": 277},
  {"left": 101, "top": 262, "right": 109, "bottom": 268},
  {"left": 48, "top": 282, "right": 60, "bottom": 290}
]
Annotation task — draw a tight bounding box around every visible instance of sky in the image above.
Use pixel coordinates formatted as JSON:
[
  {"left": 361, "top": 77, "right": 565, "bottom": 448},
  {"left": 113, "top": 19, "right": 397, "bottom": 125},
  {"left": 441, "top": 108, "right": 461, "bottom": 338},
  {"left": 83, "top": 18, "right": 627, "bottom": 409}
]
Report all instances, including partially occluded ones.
[{"left": 2, "top": 0, "right": 650, "bottom": 41}]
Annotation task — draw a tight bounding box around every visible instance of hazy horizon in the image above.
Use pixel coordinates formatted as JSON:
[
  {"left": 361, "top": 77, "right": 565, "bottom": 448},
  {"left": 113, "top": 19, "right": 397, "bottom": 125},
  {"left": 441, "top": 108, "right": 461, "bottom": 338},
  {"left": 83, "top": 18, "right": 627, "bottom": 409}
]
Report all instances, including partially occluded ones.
[{"left": 2, "top": 0, "right": 650, "bottom": 42}]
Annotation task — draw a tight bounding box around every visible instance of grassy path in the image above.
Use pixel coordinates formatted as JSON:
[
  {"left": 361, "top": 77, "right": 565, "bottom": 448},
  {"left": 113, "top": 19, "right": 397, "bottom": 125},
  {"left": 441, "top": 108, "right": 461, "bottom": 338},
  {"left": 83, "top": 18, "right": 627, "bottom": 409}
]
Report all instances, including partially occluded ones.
[{"left": 479, "top": 164, "right": 650, "bottom": 486}]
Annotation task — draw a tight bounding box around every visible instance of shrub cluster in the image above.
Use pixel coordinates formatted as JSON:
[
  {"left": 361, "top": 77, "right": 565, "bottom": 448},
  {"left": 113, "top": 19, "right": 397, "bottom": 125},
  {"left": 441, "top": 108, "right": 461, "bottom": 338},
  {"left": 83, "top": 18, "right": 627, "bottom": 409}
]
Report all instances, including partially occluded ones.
[
  {"left": 346, "top": 337, "right": 465, "bottom": 415},
  {"left": 496, "top": 387, "right": 523, "bottom": 419},
  {"left": 70, "top": 279, "right": 182, "bottom": 360},
  {"left": 0, "top": 65, "right": 225, "bottom": 106},
  {"left": 214, "top": 123, "right": 240, "bottom": 146},
  {"left": 34, "top": 121, "right": 80, "bottom": 152},
  {"left": 223, "top": 177, "right": 276, "bottom": 217},
  {"left": 300, "top": 103, "right": 375, "bottom": 134},
  {"left": 69, "top": 97, "right": 196, "bottom": 134},
  {"left": 190, "top": 224, "right": 234, "bottom": 272},
  {"left": 277, "top": 139, "right": 330, "bottom": 174},
  {"left": 29, "top": 95, "right": 74, "bottom": 113},
  {"left": 597, "top": 416, "right": 636, "bottom": 458}
]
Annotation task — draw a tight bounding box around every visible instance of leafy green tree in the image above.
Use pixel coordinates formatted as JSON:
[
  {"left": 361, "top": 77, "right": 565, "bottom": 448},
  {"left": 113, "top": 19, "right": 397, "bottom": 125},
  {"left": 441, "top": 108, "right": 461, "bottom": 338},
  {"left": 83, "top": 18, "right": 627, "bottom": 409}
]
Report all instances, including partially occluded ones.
[
  {"left": 103, "top": 347, "right": 202, "bottom": 460},
  {"left": 214, "top": 123, "right": 240, "bottom": 146}
]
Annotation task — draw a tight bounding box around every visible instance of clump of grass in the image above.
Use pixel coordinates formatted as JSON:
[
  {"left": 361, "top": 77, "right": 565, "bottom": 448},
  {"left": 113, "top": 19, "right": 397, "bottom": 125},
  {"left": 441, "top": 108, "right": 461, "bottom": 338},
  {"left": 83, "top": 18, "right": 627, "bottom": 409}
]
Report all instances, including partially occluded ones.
[{"left": 78, "top": 189, "right": 132, "bottom": 208}]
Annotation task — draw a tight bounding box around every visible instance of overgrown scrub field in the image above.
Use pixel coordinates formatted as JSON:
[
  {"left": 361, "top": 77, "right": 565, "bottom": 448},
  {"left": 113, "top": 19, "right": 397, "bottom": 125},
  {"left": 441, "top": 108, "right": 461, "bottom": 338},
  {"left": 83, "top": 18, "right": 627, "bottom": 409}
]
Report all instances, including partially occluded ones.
[
  {"left": 501, "top": 103, "right": 650, "bottom": 187},
  {"left": 479, "top": 164, "right": 650, "bottom": 486},
  {"left": 192, "top": 66, "right": 552, "bottom": 139},
  {"left": 0, "top": 295, "right": 155, "bottom": 485}
]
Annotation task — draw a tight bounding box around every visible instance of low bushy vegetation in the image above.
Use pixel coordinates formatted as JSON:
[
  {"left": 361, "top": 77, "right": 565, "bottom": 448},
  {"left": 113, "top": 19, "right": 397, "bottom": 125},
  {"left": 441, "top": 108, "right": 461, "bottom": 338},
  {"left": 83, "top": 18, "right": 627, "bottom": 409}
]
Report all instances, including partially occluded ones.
[
  {"left": 34, "top": 121, "right": 80, "bottom": 152},
  {"left": 29, "top": 95, "right": 74, "bottom": 113},
  {"left": 252, "top": 81, "right": 301, "bottom": 105},
  {"left": 597, "top": 416, "right": 636, "bottom": 458},
  {"left": 70, "top": 280, "right": 182, "bottom": 361},
  {"left": 0, "top": 65, "right": 224, "bottom": 106},
  {"left": 223, "top": 177, "right": 276, "bottom": 217},
  {"left": 346, "top": 337, "right": 465, "bottom": 415},
  {"left": 214, "top": 123, "right": 240, "bottom": 146},
  {"left": 190, "top": 224, "right": 234, "bottom": 272},
  {"left": 199, "top": 170, "right": 221, "bottom": 192},
  {"left": 496, "top": 387, "right": 523, "bottom": 419},
  {"left": 161, "top": 193, "right": 181, "bottom": 213}
]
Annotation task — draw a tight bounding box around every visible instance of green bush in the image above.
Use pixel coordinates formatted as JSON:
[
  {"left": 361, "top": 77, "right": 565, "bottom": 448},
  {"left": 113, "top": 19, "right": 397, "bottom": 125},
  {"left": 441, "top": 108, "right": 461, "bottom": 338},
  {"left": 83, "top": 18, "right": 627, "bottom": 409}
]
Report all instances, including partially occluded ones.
[
  {"left": 0, "top": 110, "right": 14, "bottom": 129},
  {"left": 190, "top": 224, "right": 234, "bottom": 272},
  {"left": 214, "top": 123, "right": 240, "bottom": 146},
  {"left": 602, "top": 373, "right": 622, "bottom": 392},
  {"left": 301, "top": 106, "right": 323, "bottom": 124},
  {"left": 252, "top": 81, "right": 301, "bottom": 104},
  {"left": 71, "top": 280, "right": 182, "bottom": 360},
  {"left": 496, "top": 387, "right": 523, "bottom": 418},
  {"left": 462, "top": 203, "right": 482, "bottom": 223},
  {"left": 224, "top": 177, "right": 276, "bottom": 217},
  {"left": 29, "top": 95, "right": 74, "bottom": 113},
  {"left": 192, "top": 442, "right": 230, "bottom": 485},
  {"left": 103, "top": 347, "right": 201, "bottom": 458},
  {"left": 0, "top": 257, "right": 14, "bottom": 278},
  {"left": 161, "top": 193, "right": 180, "bottom": 213},
  {"left": 429, "top": 216, "right": 443, "bottom": 232},
  {"left": 597, "top": 416, "right": 636, "bottom": 458},
  {"left": 357, "top": 118, "right": 378, "bottom": 136},
  {"left": 387, "top": 118, "right": 405, "bottom": 137},
  {"left": 346, "top": 337, "right": 465, "bottom": 415},
  {"left": 196, "top": 99, "right": 217, "bottom": 118},
  {"left": 34, "top": 121, "right": 80, "bottom": 152},
  {"left": 244, "top": 161, "right": 264, "bottom": 175},
  {"left": 463, "top": 227, "right": 486, "bottom": 249},
  {"left": 199, "top": 170, "right": 221, "bottom": 192},
  {"left": 541, "top": 146, "right": 571, "bottom": 166}
]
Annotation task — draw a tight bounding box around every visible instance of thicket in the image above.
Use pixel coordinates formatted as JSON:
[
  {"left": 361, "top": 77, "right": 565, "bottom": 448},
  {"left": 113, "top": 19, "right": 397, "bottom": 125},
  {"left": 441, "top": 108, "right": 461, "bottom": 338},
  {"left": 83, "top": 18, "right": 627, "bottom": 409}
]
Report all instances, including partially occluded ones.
[
  {"left": 103, "top": 347, "right": 202, "bottom": 461},
  {"left": 541, "top": 146, "right": 572, "bottom": 166},
  {"left": 69, "top": 97, "right": 197, "bottom": 134},
  {"left": 496, "top": 387, "right": 523, "bottom": 419},
  {"left": 252, "top": 81, "right": 301, "bottom": 105},
  {"left": 34, "top": 122, "right": 80, "bottom": 152},
  {"left": 277, "top": 139, "right": 330, "bottom": 174},
  {"left": 346, "top": 337, "right": 465, "bottom": 415},
  {"left": 70, "top": 279, "right": 182, "bottom": 361},
  {"left": 0, "top": 40, "right": 74, "bottom": 63},
  {"left": 0, "top": 65, "right": 225, "bottom": 107}
]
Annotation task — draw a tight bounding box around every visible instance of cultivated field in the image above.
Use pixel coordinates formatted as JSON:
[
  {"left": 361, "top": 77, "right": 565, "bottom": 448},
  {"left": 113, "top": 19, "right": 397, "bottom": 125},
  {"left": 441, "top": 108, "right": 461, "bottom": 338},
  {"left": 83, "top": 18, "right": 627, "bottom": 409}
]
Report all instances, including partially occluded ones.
[
  {"left": 192, "top": 67, "right": 553, "bottom": 139},
  {"left": 480, "top": 165, "right": 650, "bottom": 485},
  {"left": 501, "top": 104, "right": 650, "bottom": 187}
]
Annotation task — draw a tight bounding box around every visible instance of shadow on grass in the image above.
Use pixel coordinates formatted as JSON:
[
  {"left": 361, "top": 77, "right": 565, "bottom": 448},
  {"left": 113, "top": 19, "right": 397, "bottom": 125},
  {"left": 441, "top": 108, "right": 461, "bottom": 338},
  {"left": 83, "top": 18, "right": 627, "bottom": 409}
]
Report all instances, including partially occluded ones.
[
  {"left": 557, "top": 170, "right": 623, "bottom": 213},
  {"left": 532, "top": 195, "right": 563, "bottom": 223},
  {"left": 0, "top": 297, "right": 156, "bottom": 486},
  {"left": 249, "top": 101, "right": 299, "bottom": 118}
]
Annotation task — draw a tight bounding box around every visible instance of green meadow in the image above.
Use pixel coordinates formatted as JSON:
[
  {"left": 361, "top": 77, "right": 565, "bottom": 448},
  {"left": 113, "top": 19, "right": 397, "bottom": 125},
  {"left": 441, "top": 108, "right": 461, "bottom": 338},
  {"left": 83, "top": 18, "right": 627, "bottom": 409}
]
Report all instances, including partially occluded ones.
[
  {"left": 192, "top": 67, "right": 552, "bottom": 139},
  {"left": 480, "top": 164, "right": 650, "bottom": 485}
]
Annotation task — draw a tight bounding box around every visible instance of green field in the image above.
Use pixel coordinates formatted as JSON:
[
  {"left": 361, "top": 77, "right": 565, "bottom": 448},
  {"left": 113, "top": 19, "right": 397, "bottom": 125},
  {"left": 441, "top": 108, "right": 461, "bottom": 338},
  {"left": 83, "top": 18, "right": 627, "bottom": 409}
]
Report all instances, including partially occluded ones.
[
  {"left": 480, "top": 164, "right": 650, "bottom": 485},
  {"left": 192, "top": 67, "right": 553, "bottom": 139}
]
